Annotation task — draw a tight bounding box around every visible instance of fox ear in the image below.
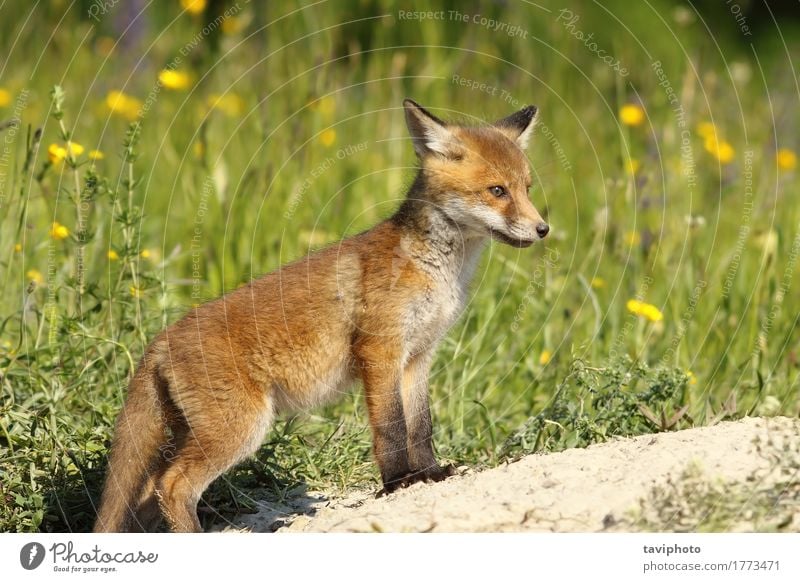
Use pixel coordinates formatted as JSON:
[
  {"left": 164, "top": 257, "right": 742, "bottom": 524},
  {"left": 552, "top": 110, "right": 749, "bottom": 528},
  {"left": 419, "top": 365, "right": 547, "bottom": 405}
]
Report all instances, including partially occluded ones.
[
  {"left": 403, "top": 99, "right": 463, "bottom": 159},
  {"left": 495, "top": 105, "right": 538, "bottom": 150}
]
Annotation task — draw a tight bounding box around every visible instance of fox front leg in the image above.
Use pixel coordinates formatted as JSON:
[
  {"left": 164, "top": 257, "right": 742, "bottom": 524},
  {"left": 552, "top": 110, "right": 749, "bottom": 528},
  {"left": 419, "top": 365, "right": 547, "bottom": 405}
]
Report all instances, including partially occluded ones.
[
  {"left": 359, "top": 344, "right": 413, "bottom": 493},
  {"left": 402, "top": 352, "right": 456, "bottom": 484}
]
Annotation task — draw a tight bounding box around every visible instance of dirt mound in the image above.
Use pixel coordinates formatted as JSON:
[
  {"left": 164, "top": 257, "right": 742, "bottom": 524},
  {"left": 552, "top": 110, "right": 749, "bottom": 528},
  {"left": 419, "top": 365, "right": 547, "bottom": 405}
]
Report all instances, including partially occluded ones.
[{"left": 226, "top": 417, "right": 800, "bottom": 533}]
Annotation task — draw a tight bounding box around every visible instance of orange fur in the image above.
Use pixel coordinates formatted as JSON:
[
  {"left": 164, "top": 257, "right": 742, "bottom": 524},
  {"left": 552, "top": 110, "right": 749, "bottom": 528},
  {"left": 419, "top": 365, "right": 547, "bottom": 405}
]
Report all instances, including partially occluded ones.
[{"left": 94, "top": 99, "right": 548, "bottom": 532}]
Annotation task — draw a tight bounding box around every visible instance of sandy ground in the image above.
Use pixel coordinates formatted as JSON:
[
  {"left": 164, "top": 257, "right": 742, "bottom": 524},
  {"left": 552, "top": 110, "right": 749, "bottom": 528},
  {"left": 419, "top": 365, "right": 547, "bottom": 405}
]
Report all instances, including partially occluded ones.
[{"left": 225, "top": 416, "right": 799, "bottom": 533}]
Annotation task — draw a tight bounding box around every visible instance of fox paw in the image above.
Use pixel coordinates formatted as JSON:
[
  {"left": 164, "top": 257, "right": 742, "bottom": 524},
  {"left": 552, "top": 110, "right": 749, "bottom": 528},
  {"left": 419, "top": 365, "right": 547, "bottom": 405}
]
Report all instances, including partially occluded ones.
[{"left": 377, "top": 464, "right": 457, "bottom": 497}]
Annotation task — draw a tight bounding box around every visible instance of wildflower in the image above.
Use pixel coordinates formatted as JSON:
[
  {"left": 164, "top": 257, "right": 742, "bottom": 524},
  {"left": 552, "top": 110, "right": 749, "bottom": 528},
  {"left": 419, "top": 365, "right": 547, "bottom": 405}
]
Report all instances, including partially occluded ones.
[
  {"left": 193, "top": 141, "right": 205, "bottom": 159},
  {"left": 49, "top": 221, "right": 70, "bottom": 240},
  {"left": 309, "top": 96, "right": 336, "bottom": 117},
  {"left": 704, "top": 135, "right": 735, "bottom": 164},
  {"left": 66, "top": 141, "right": 84, "bottom": 157},
  {"left": 14, "top": 243, "right": 22, "bottom": 253},
  {"left": 319, "top": 129, "right": 336, "bottom": 147},
  {"left": 140, "top": 249, "right": 153, "bottom": 259},
  {"left": 695, "top": 121, "right": 716, "bottom": 139},
  {"left": 626, "top": 299, "right": 663, "bottom": 322},
  {"left": 590, "top": 277, "right": 606, "bottom": 289},
  {"left": 129, "top": 285, "right": 142, "bottom": 298},
  {"left": 207, "top": 93, "right": 244, "bottom": 117},
  {"left": 619, "top": 104, "right": 645, "bottom": 126},
  {"left": 180, "top": 0, "right": 206, "bottom": 15},
  {"left": 625, "top": 158, "right": 640, "bottom": 175},
  {"left": 106, "top": 90, "right": 141, "bottom": 121},
  {"left": 158, "top": 69, "right": 192, "bottom": 91},
  {"left": 48, "top": 144, "right": 67, "bottom": 164},
  {"left": 89, "top": 149, "right": 105, "bottom": 160},
  {"left": 0, "top": 88, "right": 10, "bottom": 107},
  {"left": 221, "top": 15, "right": 244, "bottom": 35},
  {"left": 96, "top": 36, "right": 115, "bottom": 56},
  {"left": 107, "top": 250, "right": 119, "bottom": 260},
  {"left": 755, "top": 229, "right": 778, "bottom": 259},
  {"left": 777, "top": 148, "right": 797, "bottom": 171},
  {"left": 686, "top": 370, "right": 697, "bottom": 385},
  {"left": 539, "top": 350, "right": 552, "bottom": 365},
  {"left": 624, "top": 231, "right": 641, "bottom": 247},
  {"left": 26, "top": 269, "right": 43, "bottom": 284}
]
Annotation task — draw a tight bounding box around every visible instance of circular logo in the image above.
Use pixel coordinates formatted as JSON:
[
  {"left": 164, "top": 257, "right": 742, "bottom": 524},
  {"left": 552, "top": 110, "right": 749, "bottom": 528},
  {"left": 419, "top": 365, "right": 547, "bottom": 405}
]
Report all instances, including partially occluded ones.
[{"left": 20, "top": 542, "right": 46, "bottom": 570}]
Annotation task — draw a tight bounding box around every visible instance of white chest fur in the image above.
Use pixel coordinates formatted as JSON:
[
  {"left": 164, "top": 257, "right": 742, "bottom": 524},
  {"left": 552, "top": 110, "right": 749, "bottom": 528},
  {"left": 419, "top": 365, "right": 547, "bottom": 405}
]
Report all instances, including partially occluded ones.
[{"left": 401, "top": 234, "right": 486, "bottom": 357}]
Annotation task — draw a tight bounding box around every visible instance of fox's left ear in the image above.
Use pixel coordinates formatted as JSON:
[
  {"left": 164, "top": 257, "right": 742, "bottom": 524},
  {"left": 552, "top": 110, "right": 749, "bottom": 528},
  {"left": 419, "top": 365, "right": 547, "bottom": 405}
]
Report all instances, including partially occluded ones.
[
  {"left": 403, "top": 99, "right": 463, "bottom": 159},
  {"left": 495, "top": 105, "right": 538, "bottom": 150}
]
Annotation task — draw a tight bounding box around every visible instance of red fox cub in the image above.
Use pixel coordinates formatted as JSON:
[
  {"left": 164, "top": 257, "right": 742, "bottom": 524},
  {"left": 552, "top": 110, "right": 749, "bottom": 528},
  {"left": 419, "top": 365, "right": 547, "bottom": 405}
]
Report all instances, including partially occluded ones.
[{"left": 94, "top": 99, "right": 549, "bottom": 532}]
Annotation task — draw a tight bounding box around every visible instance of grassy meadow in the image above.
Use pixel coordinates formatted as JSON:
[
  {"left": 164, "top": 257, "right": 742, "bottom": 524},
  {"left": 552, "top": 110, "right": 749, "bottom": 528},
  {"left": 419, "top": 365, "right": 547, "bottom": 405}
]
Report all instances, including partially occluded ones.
[{"left": 1, "top": 0, "right": 799, "bottom": 532}]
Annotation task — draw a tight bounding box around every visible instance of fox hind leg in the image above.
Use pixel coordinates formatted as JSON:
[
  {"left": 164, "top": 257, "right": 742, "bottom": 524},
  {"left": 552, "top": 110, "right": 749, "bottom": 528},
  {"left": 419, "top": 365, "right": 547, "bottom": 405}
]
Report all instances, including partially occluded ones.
[{"left": 156, "top": 391, "right": 273, "bottom": 533}]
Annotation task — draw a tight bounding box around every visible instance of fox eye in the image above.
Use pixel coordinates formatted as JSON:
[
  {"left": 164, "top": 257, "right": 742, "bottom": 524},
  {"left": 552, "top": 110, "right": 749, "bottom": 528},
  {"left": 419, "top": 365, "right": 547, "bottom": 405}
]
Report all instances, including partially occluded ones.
[{"left": 489, "top": 185, "right": 507, "bottom": 198}]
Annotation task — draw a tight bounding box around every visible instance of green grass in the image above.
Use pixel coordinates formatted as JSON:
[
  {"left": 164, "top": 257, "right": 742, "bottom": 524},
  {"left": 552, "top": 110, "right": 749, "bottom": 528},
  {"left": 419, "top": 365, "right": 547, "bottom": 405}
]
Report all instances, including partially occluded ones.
[{"left": 1, "top": 0, "right": 799, "bottom": 532}]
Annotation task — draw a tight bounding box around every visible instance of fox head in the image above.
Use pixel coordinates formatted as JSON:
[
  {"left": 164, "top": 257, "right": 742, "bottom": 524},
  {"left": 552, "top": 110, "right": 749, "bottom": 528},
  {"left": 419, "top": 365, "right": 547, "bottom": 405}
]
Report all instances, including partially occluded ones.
[{"left": 404, "top": 99, "right": 549, "bottom": 247}]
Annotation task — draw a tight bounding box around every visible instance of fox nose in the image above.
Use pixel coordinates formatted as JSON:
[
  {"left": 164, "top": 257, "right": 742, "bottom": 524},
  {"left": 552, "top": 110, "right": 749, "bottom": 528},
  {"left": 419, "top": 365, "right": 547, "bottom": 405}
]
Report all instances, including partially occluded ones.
[{"left": 535, "top": 222, "right": 550, "bottom": 239}]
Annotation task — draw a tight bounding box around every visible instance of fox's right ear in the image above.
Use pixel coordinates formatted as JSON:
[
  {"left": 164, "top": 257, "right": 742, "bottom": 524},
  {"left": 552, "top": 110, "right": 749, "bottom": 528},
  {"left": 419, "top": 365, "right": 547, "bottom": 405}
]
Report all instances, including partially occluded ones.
[
  {"left": 403, "top": 99, "right": 463, "bottom": 159},
  {"left": 495, "top": 105, "right": 538, "bottom": 150}
]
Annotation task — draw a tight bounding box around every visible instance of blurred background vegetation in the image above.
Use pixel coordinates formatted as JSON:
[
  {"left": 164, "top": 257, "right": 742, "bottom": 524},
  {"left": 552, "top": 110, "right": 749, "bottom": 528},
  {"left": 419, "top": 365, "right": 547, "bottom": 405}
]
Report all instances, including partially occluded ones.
[{"left": 0, "top": 0, "right": 798, "bottom": 531}]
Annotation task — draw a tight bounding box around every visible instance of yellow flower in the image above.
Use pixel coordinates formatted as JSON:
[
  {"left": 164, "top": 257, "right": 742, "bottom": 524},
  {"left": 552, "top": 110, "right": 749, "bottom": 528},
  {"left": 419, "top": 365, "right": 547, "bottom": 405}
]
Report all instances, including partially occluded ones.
[
  {"left": 309, "top": 96, "right": 336, "bottom": 117},
  {"left": 686, "top": 370, "right": 697, "bottom": 385},
  {"left": 129, "top": 285, "right": 142, "bottom": 298},
  {"left": 193, "top": 141, "right": 205, "bottom": 159},
  {"left": 319, "top": 129, "right": 336, "bottom": 147},
  {"left": 107, "top": 250, "right": 119, "bottom": 260},
  {"left": 696, "top": 121, "right": 716, "bottom": 139},
  {"left": 777, "top": 148, "right": 797, "bottom": 171},
  {"left": 26, "top": 269, "right": 43, "bottom": 284},
  {"left": 48, "top": 143, "right": 67, "bottom": 164},
  {"left": 66, "top": 141, "right": 84, "bottom": 157},
  {"left": 89, "top": 149, "right": 105, "bottom": 160},
  {"left": 625, "top": 158, "right": 640, "bottom": 175},
  {"left": 704, "top": 135, "right": 735, "bottom": 164},
  {"left": 106, "top": 90, "right": 141, "bottom": 120},
  {"left": 590, "top": 277, "right": 606, "bottom": 289},
  {"left": 180, "top": 0, "right": 206, "bottom": 14},
  {"left": 96, "top": 36, "right": 116, "bottom": 56},
  {"left": 14, "top": 243, "right": 22, "bottom": 253},
  {"left": 626, "top": 299, "right": 663, "bottom": 322},
  {"left": 221, "top": 15, "right": 244, "bottom": 34},
  {"left": 624, "top": 231, "right": 641, "bottom": 247},
  {"left": 0, "top": 88, "right": 11, "bottom": 107},
  {"left": 48, "top": 142, "right": 84, "bottom": 164},
  {"left": 158, "top": 69, "right": 192, "bottom": 91},
  {"left": 619, "top": 104, "right": 645, "bottom": 126},
  {"left": 140, "top": 249, "right": 153, "bottom": 259},
  {"left": 207, "top": 93, "right": 244, "bottom": 117},
  {"left": 539, "top": 350, "right": 552, "bottom": 365},
  {"left": 49, "top": 221, "right": 70, "bottom": 240}
]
